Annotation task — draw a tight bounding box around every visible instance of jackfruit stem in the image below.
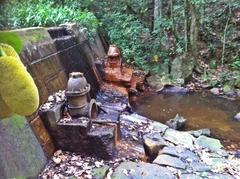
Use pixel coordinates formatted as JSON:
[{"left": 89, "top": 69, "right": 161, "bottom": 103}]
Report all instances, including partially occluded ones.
[{"left": 0, "top": 46, "right": 6, "bottom": 57}]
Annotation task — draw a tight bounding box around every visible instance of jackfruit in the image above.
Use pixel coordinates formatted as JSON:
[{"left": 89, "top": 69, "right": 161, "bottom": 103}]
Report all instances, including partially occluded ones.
[
  {"left": 0, "top": 43, "right": 20, "bottom": 59},
  {"left": 0, "top": 55, "right": 39, "bottom": 116},
  {"left": 0, "top": 94, "right": 13, "bottom": 118}
]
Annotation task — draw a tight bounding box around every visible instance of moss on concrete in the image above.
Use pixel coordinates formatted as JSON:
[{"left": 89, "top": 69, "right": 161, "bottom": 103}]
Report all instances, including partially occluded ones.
[
  {"left": 1, "top": 115, "right": 26, "bottom": 133},
  {"left": 0, "top": 115, "right": 47, "bottom": 178},
  {"left": 10, "top": 27, "right": 51, "bottom": 44}
]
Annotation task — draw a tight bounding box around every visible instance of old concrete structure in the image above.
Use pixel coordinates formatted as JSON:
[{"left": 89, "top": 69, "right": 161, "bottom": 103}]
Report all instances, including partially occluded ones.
[{"left": 0, "top": 23, "right": 107, "bottom": 178}]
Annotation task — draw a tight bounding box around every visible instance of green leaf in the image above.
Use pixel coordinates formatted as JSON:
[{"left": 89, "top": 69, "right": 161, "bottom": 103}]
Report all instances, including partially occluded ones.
[{"left": 0, "top": 32, "right": 23, "bottom": 53}]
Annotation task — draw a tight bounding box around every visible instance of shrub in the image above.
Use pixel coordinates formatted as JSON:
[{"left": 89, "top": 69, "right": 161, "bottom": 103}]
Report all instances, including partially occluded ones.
[
  {"left": 1, "top": 1, "right": 99, "bottom": 36},
  {"left": 102, "top": 12, "right": 151, "bottom": 69},
  {"left": 230, "top": 57, "right": 240, "bottom": 70}
]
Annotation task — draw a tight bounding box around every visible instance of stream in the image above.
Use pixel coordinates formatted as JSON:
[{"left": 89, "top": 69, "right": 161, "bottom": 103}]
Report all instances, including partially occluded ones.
[{"left": 131, "top": 91, "right": 240, "bottom": 149}]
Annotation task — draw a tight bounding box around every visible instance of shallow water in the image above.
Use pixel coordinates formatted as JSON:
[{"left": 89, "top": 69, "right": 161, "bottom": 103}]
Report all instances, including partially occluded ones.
[{"left": 131, "top": 91, "right": 240, "bottom": 149}]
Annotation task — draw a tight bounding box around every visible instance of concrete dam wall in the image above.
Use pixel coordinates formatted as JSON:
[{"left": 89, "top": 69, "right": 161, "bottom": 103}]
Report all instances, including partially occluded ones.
[{"left": 0, "top": 23, "right": 107, "bottom": 178}]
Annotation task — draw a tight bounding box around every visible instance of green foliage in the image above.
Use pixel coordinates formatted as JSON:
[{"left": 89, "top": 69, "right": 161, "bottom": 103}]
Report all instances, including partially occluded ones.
[
  {"left": 230, "top": 57, "right": 240, "bottom": 70},
  {"left": 209, "top": 60, "right": 217, "bottom": 69},
  {"left": 0, "top": 32, "right": 23, "bottom": 53},
  {"left": 1, "top": 0, "right": 240, "bottom": 76},
  {"left": 219, "top": 70, "right": 240, "bottom": 87},
  {"left": 1, "top": 0, "right": 99, "bottom": 36},
  {"left": 103, "top": 12, "right": 150, "bottom": 68}
]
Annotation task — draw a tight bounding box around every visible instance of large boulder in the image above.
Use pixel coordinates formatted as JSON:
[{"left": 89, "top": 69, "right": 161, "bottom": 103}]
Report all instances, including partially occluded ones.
[
  {"left": 170, "top": 54, "right": 195, "bottom": 84},
  {"left": 0, "top": 115, "right": 47, "bottom": 178},
  {"left": 166, "top": 114, "right": 187, "bottom": 130}
]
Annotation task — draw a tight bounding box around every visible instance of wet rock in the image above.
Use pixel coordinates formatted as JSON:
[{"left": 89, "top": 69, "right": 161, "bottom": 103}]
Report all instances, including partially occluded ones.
[
  {"left": 180, "top": 174, "right": 202, "bottom": 179},
  {"left": 195, "top": 136, "right": 223, "bottom": 151},
  {"left": 153, "top": 154, "right": 187, "bottom": 169},
  {"left": 210, "top": 88, "right": 220, "bottom": 95},
  {"left": 200, "top": 172, "right": 235, "bottom": 179},
  {"left": 149, "top": 121, "right": 169, "bottom": 134},
  {"left": 215, "top": 149, "right": 229, "bottom": 157},
  {"left": 234, "top": 112, "right": 240, "bottom": 121},
  {"left": 166, "top": 114, "right": 187, "bottom": 130},
  {"left": 161, "top": 86, "right": 189, "bottom": 94},
  {"left": 91, "top": 165, "right": 109, "bottom": 179},
  {"left": 189, "top": 161, "right": 211, "bottom": 172},
  {"left": 234, "top": 150, "right": 240, "bottom": 158},
  {"left": 207, "top": 157, "right": 228, "bottom": 170},
  {"left": 143, "top": 132, "right": 168, "bottom": 160},
  {"left": 120, "top": 114, "right": 148, "bottom": 125},
  {"left": 163, "top": 129, "right": 195, "bottom": 148},
  {"left": 160, "top": 146, "right": 199, "bottom": 161},
  {"left": 224, "top": 91, "right": 237, "bottom": 98},
  {"left": 188, "top": 128, "right": 211, "bottom": 137},
  {"left": 208, "top": 173, "right": 235, "bottom": 179},
  {"left": 101, "top": 102, "right": 127, "bottom": 112},
  {"left": 112, "top": 161, "right": 175, "bottom": 179},
  {"left": 202, "top": 156, "right": 240, "bottom": 177}
]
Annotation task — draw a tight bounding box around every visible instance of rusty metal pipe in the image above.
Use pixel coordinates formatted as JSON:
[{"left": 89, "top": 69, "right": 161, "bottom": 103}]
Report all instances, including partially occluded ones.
[{"left": 68, "top": 99, "right": 98, "bottom": 118}]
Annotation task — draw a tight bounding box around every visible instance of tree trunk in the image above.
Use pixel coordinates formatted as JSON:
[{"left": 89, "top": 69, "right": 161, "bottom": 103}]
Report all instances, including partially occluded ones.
[
  {"left": 153, "top": 0, "right": 162, "bottom": 30},
  {"left": 189, "top": 2, "right": 200, "bottom": 60},
  {"left": 184, "top": 0, "right": 190, "bottom": 52},
  {"left": 147, "top": 0, "right": 154, "bottom": 31}
]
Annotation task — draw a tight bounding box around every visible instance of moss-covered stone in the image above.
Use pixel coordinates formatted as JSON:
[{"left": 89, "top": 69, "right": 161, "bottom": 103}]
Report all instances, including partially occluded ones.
[
  {"left": 0, "top": 115, "right": 46, "bottom": 178},
  {"left": 234, "top": 78, "right": 240, "bottom": 89},
  {"left": 1, "top": 114, "right": 27, "bottom": 133},
  {"left": 223, "top": 84, "right": 232, "bottom": 93},
  {"left": 11, "top": 27, "right": 51, "bottom": 44},
  {"left": 170, "top": 54, "right": 195, "bottom": 83},
  {"left": 92, "top": 165, "right": 109, "bottom": 179}
]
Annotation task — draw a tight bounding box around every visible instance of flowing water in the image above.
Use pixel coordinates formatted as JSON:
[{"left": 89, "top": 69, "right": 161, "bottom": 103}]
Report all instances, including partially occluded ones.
[{"left": 131, "top": 91, "right": 240, "bottom": 149}]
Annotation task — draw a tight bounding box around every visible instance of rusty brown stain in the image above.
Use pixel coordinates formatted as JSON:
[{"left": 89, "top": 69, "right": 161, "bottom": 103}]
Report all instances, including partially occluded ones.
[{"left": 30, "top": 116, "right": 55, "bottom": 157}]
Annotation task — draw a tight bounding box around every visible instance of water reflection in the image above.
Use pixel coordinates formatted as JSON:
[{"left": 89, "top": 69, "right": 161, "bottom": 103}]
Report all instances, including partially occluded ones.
[{"left": 131, "top": 92, "right": 240, "bottom": 148}]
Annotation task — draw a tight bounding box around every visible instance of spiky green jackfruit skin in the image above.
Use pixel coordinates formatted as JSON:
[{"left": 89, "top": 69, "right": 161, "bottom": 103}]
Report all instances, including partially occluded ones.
[
  {"left": 0, "top": 43, "right": 20, "bottom": 59},
  {"left": 0, "top": 56, "right": 39, "bottom": 116},
  {"left": 0, "top": 94, "right": 13, "bottom": 118}
]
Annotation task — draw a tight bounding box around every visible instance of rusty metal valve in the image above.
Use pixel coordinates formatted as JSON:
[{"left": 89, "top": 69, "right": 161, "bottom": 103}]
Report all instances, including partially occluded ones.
[{"left": 65, "top": 72, "right": 98, "bottom": 119}]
